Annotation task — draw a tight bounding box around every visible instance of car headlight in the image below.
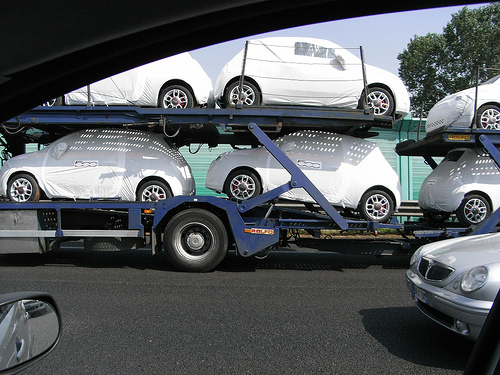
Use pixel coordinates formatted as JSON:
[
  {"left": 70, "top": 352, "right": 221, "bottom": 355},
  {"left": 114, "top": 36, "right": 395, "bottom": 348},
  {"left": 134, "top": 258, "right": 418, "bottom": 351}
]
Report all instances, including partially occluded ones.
[
  {"left": 409, "top": 247, "right": 423, "bottom": 267},
  {"left": 461, "top": 266, "right": 488, "bottom": 293}
]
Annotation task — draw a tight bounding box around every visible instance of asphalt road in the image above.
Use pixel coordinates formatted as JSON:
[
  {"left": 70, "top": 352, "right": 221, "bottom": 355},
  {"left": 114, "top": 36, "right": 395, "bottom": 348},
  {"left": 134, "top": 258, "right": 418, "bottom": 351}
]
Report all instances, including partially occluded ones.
[{"left": 0, "top": 245, "right": 475, "bottom": 374}]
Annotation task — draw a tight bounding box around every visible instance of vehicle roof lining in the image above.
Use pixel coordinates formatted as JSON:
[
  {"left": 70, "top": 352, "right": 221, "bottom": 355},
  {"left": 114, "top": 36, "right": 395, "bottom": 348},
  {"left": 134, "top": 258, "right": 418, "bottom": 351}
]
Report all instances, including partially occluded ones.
[{"left": 0, "top": 1, "right": 482, "bottom": 122}]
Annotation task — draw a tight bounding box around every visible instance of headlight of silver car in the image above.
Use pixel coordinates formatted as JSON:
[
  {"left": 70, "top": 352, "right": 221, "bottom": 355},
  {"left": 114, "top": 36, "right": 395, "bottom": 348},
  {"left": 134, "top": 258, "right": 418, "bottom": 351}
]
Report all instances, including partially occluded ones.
[
  {"left": 461, "top": 266, "right": 488, "bottom": 293},
  {"left": 409, "top": 247, "right": 422, "bottom": 267}
]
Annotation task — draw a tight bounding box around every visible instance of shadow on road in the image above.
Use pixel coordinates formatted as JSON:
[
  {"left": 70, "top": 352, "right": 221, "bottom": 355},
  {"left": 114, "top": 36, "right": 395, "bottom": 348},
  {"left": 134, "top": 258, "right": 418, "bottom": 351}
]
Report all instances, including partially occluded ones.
[
  {"left": 360, "top": 306, "right": 475, "bottom": 371},
  {"left": 0, "top": 242, "right": 410, "bottom": 272}
]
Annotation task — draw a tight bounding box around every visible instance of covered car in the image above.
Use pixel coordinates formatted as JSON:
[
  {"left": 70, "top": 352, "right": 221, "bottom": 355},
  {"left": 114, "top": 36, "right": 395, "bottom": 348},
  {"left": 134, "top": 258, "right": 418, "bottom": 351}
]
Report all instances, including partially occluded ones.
[
  {"left": 426, "top": 74, "right": 500, "bottom": 134},
  {"left": 61, "top": 53, "right": 213, "bottom": 108},
  {"left": 406, "top": 232, "right": 500, "bottom": 341},
  {"left": 206, "top": 130, "right": 401, "bottom": 222},
  {"left": 214, "top": 37, "right": 410, "bottom": 118},
  {"left": 0, "top": 128, "right": 195, "bottom": 202},
  {"left": 418, "top": 148, "right": 500, "bottom": 226}
]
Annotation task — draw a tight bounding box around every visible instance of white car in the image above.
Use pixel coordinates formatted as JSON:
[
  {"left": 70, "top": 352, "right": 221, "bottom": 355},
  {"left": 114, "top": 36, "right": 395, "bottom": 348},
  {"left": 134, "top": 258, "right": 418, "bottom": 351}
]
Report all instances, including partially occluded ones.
[
  {"left": 426, "top": 74, "right": 500, "bottom": 134},
  {"left": 418, "top": 148, "right": 500, "bottom": 226},
  {"left": 406, "top": 232, "right": 500, "bottom": 341},
  {"left": 214, "top": 37, "right": 410, "bottom": 118},
  {"left": 206, "top": 130, "right": 401, "bottom": 222},
  {"left": 0, "top": 129, "right": 195, "bottom": 202},
  {"left": 55, "top": 53, "right": 213, "bottom": 108}
]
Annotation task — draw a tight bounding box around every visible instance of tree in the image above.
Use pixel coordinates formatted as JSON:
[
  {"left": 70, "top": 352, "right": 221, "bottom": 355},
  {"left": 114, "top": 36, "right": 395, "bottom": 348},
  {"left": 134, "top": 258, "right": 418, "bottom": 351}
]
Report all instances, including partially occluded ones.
[{"left": 398, "top": 3, "right": 500, "bottom": 116}]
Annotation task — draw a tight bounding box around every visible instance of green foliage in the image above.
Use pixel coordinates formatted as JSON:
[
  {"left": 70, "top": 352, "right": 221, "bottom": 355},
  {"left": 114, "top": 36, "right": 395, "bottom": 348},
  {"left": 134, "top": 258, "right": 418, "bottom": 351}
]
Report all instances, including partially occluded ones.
[{"left": 398, "top": 3, "right": 500, "bottom": 116}]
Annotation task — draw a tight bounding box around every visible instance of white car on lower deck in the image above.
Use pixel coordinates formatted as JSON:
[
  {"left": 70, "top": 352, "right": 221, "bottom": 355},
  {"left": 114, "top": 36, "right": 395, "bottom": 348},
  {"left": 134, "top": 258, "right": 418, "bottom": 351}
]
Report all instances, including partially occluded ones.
[{"left": 206, "top": 130, "right": 401, "bottom": 223}]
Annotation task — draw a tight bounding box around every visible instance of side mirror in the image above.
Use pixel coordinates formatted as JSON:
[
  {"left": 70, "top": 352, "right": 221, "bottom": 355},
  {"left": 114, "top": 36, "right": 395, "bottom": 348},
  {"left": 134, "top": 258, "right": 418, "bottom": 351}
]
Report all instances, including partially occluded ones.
[{"left": 0, "top": 292, "right": 61, "bottom": 374}]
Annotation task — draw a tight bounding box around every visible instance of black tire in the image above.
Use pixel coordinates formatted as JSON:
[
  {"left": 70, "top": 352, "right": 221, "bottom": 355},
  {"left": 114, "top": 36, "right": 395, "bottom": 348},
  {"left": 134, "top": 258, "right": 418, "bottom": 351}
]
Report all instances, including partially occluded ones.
[
  {"left": 7, "top": 174, "right": 41, "bottom": 202},
  {"left": 223, "top": 169, "right": 261, "bottom": 201},
  {"left": 475, "top": 104, "right": 500, "bottom": 130},
  {"left": 359, "top": 189, "right": 394, "bottom": 223},
  {"left": 136, "top": 180, "right": 172, "bottom": 202},
  {"left": 158, "top": 85, "right": 194, "bottom": 108},
  {"left": 84, "top": 237, "right": 145, "bottom": 251},
  {"left": 360, "top": 87, "right": 394, "bottom": 117},
  {"left": 224, "top": 80, "right": 261, "bottom": 107},
  {"left": 456, "top": 194, "right": 491, "bottom": 226},
  {"left": 163, "top": 209, "right": 228, "bottom": 272}
]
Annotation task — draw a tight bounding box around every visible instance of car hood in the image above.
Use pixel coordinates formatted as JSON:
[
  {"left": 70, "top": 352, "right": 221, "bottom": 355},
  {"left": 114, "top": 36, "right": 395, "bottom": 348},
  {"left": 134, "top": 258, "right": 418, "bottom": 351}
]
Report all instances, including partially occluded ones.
[{"left": 421, "top": 233, "right": 500, "bottom": 270}]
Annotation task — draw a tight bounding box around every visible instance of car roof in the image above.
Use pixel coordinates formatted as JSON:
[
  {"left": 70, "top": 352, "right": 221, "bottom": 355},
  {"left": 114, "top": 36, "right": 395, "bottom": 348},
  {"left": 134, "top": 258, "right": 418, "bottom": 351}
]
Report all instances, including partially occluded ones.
[{"left": 0, "top": 1, "right": 475, "bottom": 122}]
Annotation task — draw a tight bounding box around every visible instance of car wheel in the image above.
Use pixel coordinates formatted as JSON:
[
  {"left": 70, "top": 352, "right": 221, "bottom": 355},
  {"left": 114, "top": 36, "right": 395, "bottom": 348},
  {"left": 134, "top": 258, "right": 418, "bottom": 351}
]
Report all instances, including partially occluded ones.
[
  {"left": 456, "top": 194, "right": 491, "bottom": 226},
  {"left": 224, "top": 81, "right": 261, "bottom": 107},
  {"left": 136, "top": 180, "right": 172, "bottom": 202},
  {"left": 359, "top": 189, "right": 394, "bottom": 222},
  {"left": 7, "top": 174, "right": 40, "bottom": 202},
  {"left": 224, "top": 169, "right": 261, "bottom": 201},
  {"left": 476, "top": 104, "right": 500, "bottom": 130},
  {"left": 361, "top": 87, "right": 394, "bottom": 117},
  {"left": 158, "top": 85, "right": 194, "bottom": 108},
  {"left": 163, "top": 208, "right": 228, "bottom": 272}
]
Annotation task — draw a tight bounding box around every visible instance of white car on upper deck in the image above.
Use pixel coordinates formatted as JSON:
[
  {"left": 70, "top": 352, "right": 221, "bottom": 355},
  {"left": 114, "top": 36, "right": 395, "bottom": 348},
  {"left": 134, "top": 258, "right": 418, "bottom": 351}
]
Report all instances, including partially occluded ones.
[
  {"left": 48, "top": 53, "right": 213, "bottom": 109},
  {"left": 426, "top": 74, "right": 500, "bottom": 134},
  {"left": 214, "top": 37, "right": 410, "bottom": 119}
]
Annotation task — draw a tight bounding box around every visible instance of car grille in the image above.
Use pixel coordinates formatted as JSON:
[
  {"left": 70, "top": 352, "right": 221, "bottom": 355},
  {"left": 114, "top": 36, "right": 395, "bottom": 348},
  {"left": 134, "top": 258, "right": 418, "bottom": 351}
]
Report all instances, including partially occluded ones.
[{"left": 417, "top": 257, "right": 454, "bottom": 281}]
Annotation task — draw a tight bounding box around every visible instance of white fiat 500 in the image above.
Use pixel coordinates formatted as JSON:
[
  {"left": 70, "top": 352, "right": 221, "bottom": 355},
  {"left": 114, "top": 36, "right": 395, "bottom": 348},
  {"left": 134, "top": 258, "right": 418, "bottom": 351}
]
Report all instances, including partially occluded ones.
[
  {"left": 418, "top": 148, "right": 500, "bottom": 226},
  {"left": 426, "top": 74, "right": 500, "bottom": 134},
  {"left": 47, "top": 53, "right": 213, "bottom": 109},
  {"left": 407, "top": 232, "right": 500, "bottom": 341},
  {"left": 214, "top": 37, "right": 410, "bottom": 118},
  {"left": 0, "top": 128, "right": 195, "bottom": 202},
  {"left": 206, "top": 130, "right": 401, "bottom": 222}
]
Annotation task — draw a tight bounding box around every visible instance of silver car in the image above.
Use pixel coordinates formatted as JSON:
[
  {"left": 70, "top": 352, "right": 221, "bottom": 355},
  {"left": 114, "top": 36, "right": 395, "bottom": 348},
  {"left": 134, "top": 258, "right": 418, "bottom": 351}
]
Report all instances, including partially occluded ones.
[
  {"left": 0, "top": 128, "right": 195, "bottom": 202},
  {"left": 406, "top": 232, "right": 500, "bottom": 341}
]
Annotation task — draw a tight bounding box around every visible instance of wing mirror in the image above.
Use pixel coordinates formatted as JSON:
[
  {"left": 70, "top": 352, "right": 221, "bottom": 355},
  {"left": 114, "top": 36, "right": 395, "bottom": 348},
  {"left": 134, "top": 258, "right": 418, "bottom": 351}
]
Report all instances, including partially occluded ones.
[{"left": 0, "top": 292, "right": 61, "bottom": 374}]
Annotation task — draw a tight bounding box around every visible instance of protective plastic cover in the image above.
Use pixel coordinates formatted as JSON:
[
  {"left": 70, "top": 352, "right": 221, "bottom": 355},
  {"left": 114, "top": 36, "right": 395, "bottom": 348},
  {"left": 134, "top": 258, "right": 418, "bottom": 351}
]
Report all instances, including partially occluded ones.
[
  {"left": 65, "top": 52, "right": 213, "bottom": 107},
  {"left": 418, "top": 148, "right": 500, "bottom": 212},
  {"left": 206, "top": 130, "right": 401, "bottom": 209},
  {"left": 0, "top": 129, "right": 195, "bottom": 200},
  {"left": 425, "top": 74, "right": 500, "bottom": 134},
  {"left": 214, "top": 37, "right": 410, "bottom": 117}
]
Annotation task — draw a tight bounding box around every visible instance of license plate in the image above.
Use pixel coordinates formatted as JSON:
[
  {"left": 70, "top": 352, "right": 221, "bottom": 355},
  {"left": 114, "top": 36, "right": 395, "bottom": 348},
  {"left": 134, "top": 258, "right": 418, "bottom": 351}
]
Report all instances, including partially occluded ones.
[{"left": 412, "top": 285, "right": 428, "bottom": 304}]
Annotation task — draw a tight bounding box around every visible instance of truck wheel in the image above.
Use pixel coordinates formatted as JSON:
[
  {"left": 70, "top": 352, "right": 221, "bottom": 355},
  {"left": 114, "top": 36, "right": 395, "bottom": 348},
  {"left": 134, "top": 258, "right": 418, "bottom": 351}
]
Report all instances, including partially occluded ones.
[
  {"left": 164, "top": 208, "right": 228, "bottom": 272},
  {"left": 224, "top": 169, "right": 261, "bottom": 201},
  {"left": 359, "top": 189, "right": 393, "bottom": 223},
  {"left": 7, "top": 174, "right": 41, "bottom": 202},
  {"left": 158, "top": 85, "right": 194, "bottom": 108},
  {"left": 456, "top": 194, "right": 491, "bottom": 226}
]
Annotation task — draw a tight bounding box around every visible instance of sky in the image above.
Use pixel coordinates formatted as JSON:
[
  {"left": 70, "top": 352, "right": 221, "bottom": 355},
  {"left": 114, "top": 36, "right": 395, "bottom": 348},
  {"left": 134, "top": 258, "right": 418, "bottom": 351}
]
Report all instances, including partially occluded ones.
[{"left": 190, "top": 3, "right": 489, "bottom": 84}]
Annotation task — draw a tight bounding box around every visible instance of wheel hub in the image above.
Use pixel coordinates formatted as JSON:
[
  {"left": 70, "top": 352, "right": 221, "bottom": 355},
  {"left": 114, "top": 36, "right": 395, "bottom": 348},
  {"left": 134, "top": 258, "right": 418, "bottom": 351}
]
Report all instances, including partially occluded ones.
[
  {"left": 16, "top": 186, "right": 25, "bottom": 194},
  {"left": 171, "top": 97, "right": 180, "bottom": 106},
  {"left": 186, "top": 232, "right": 205, "bottom": 251},
  {"left": 372, "top": 99, "right": 382, "bottom": 108},
  {"left": 237, "top": 183, "right": 248, "bottom": 192},
  {"left": 373, "top": 202, "right": 382, "bottom": 211}
]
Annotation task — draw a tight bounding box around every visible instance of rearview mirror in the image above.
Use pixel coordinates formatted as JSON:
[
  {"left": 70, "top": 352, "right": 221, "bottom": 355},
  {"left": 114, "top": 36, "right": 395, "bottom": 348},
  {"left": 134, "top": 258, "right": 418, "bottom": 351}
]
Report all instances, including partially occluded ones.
[{"left": 0, "top": 292, "right": 61, "bottom": 374}]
